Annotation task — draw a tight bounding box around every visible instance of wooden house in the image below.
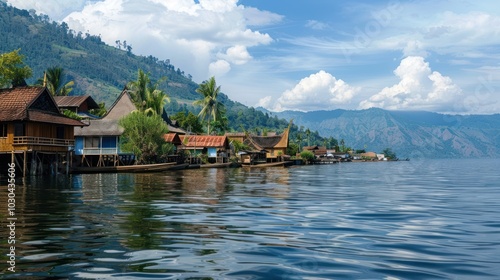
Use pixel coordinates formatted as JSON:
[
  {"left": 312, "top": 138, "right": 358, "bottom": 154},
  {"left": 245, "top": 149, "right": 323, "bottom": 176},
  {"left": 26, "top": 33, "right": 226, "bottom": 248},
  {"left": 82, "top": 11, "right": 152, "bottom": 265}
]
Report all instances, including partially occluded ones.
[
  {"left": 303, "top": 145, "right": 327, "bottom": 157},
  {"left": 54, "top": 95, "right": 100, "bottom": 119},
  {"left": 73, "top": 88, "right": 136, "bottom": 167},
  {"left": 0, "top": 86, "right": 87, "bottom": 176},
  {"left": 241, "top": 127, "right": 290, "bottom": 164},
  {"left": 179, "top": 135, "right": 230, "bottom": 163},
  {"left": 225, "top": 132, "right": 246, "bottom": 144}
]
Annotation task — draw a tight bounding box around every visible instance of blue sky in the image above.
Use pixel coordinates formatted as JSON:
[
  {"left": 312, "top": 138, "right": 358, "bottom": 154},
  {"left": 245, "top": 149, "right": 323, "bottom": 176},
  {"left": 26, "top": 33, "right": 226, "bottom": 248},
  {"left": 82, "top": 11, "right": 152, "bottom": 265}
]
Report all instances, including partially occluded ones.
[{"left": 6, "top": 0, "right": 500, "bottom": 114}]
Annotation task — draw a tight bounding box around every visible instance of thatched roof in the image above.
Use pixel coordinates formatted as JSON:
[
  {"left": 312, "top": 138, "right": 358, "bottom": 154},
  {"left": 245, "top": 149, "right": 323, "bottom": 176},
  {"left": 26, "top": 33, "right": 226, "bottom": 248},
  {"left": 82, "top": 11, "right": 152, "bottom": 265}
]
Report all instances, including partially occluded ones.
[
  {"left": 74, "top": 119, "right": 123, "bottom": 136},
  {"left": 244, "top": 128, "right": 290, "bottom": 151},
  {"left": 103, "top": 88, "right": 137, "bottom": 120}
]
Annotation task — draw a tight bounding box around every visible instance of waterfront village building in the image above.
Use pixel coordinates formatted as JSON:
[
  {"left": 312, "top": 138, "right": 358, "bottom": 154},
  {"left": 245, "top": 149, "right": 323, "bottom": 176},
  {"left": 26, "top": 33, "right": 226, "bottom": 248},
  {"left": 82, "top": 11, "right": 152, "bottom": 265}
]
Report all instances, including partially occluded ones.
[
  {"left": 226, "top": 127, "right": 290, "bottom": 164},
  {"left": 177, "top": 135, "right": 230, "bottom": 164},
  {"left": 0, "top": 86, "right": 87, "bottom": 176},
  {"left": 73, "top": 88, "right": 136, "bottom": 167},
  {"left": 72, "top": 87, "right": 186, "bottom": 167},
  {"left": 303, "top": 145, "right": 328, "bottom": 157},
  {"left": 54, "top": 95, "right": 100, "bottom": 119}
]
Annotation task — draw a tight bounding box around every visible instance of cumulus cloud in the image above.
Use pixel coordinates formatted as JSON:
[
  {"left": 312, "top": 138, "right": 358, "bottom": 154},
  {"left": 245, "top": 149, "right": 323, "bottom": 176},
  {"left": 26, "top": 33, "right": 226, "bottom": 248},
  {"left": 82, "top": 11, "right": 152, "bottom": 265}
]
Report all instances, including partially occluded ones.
[
  {"left": 219, "top": 45, "right": 252, "bottom": 65},
  {"left": 208, "top": 60, "right": 231, "bottom": 77},
  {"left": 270, "top": 71, "right": 359, "bottom": 112},
  {"left": 256, "top": 96, "right": 273, "bottom": 108},
  {"left": 6, "top": 0, "right": 94, "bottom": 20},
  {"left": 359, "top": 56, "right": 463, "bottom": 112},
  {"left": 59, "top": 0, "right": 276, "bottom": 81}
]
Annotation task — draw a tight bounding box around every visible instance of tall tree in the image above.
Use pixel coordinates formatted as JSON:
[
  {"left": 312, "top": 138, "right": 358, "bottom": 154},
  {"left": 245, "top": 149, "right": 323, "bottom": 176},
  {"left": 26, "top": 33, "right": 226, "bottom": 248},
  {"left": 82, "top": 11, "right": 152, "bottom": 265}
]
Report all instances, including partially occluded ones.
[
  {"left": 127, "top": 69, "right": 169, "bottom": 115},
  {"left": 119, "top": 111, "right": 173, "bottom": 164},
  {"left": 42, "top": 66, "right": 74, "bottom": 96},
  {"left": 0, "top": 49, "right": 32, "bottom": 88},
  {"left": 193, "top": 76, "right": 225, "bottom": 135}
]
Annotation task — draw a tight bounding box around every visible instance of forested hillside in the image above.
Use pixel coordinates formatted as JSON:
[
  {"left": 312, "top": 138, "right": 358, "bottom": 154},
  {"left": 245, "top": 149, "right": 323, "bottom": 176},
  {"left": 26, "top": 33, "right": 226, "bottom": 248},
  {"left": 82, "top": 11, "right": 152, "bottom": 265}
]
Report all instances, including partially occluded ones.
[{"left": 1, "top": 2, "right": 328, "bottom": 146}]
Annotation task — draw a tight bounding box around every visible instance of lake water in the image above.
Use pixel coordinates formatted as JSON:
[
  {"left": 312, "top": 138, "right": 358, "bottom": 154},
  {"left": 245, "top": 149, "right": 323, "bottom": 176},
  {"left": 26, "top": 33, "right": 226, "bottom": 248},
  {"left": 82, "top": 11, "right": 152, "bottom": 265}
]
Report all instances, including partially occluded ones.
[{"left": 1, "top": 158, "right": 500, "bottom": 279}]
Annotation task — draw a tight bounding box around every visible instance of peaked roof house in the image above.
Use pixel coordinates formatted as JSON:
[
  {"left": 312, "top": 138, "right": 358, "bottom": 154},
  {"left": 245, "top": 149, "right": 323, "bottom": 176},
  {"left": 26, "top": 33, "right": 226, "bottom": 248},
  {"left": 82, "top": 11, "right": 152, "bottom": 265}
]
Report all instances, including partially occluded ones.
[
  {"left": 0, "top": 86, "right": 87, "bottom": 176},
  {"left": 242, "top": 128, "right": 290, "bottom": 164},
  {"left": 73, "top": 88, "right": 136, "bottom": 167},
  {"left": 54, "top": 95, "right": 100, "bottom": 119},
  {"left": 178, "top": 135, "right": 230, "bottom": 163}
]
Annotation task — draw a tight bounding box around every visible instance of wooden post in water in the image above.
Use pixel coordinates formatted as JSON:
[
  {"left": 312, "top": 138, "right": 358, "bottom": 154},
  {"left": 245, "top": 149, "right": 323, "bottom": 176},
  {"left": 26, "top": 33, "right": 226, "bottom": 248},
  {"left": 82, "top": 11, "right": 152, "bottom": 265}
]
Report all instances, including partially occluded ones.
[{"left": 23, "top": 151, "right": 26, "bottom": 177}]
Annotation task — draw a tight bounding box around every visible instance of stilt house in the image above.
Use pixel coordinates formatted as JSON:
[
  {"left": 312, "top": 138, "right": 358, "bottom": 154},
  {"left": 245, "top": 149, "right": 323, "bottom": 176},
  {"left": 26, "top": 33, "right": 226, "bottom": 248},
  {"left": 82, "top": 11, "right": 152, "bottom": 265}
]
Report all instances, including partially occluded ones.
[{"left": 0, "top": 86, "right": 87, "bottom": 176}]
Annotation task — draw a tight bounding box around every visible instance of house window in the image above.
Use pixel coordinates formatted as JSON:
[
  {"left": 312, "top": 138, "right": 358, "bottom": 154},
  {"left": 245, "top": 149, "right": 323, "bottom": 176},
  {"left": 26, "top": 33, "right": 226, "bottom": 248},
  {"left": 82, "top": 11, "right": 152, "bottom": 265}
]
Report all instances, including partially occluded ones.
[
  {"left": 0, "top": 123, "right": 7, "bottom": 137},
  {"left": 85, "top": 137, "right": 100, "bottom": 148},
  {"left": 14, "top": 123, "right": 25, "bottom": 136},
  {"left": 56, "top": 126, "right": 65, "bottom": 139}
]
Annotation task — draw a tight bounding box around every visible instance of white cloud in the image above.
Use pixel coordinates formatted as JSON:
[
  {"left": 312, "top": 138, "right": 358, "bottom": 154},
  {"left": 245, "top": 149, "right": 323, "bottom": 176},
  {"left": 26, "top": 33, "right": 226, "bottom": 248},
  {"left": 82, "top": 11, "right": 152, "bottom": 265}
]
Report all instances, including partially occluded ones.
[
  {"left": 6, "top": 0, "right": 93, "bottom": 20},
  {"left": 359, "top": 56, "right": 463, "bottom": 112},
  {"left": 60, "top": 0, "right": 275, "bottom": 82},
  {"left": 256, "top": 96, "right": 273, "bottom": 108},
  {"left": 208, "top": 60, "right": 231, "bottom": 77},
  {"left": 270, "top": 71, "right": 359, "bottom": 112},
  {"left": 219, "top": 45, "right": 252, "bottom": 65}
]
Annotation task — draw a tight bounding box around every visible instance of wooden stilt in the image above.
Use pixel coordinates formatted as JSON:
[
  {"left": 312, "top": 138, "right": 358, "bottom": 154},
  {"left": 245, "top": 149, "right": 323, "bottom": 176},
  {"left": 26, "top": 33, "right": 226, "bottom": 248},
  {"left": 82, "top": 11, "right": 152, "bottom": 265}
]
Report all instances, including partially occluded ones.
[
  {"left": 23, "top": 151, "right": 27, "bottom": 177},
  {"left": 55, "top": 152, "right": 59, "bottom": 175},
  {"left": 31, "top": 151, "right": 37, "bottom": 176},
  {"left": 66, "top": 151, "right": 70, "bottom": 175}
]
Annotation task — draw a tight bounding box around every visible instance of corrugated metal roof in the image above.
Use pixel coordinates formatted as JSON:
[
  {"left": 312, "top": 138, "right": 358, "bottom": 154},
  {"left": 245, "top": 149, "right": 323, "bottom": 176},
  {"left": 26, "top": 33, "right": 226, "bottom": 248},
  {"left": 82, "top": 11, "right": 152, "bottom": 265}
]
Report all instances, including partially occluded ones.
[
  {"left": 180, "top": 135, "right": 228, "bottom": 148},
  {"left": 54, "top": 95, "right": 99, "bottom": 109}
]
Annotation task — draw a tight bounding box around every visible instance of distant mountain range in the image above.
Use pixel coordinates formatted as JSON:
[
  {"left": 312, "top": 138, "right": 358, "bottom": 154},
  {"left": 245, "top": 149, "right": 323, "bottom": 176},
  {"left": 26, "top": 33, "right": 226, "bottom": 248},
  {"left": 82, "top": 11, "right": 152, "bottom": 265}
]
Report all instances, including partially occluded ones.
[{"left": 268, "top": 108, "right": 500, "bottom": 158}]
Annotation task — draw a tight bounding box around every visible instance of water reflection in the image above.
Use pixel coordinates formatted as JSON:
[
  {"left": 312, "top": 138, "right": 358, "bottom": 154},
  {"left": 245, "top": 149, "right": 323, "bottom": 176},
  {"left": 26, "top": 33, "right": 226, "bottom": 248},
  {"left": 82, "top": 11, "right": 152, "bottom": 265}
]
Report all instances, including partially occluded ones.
[{"left": 1, "top": 160, "right": 499, "bottom": 279}]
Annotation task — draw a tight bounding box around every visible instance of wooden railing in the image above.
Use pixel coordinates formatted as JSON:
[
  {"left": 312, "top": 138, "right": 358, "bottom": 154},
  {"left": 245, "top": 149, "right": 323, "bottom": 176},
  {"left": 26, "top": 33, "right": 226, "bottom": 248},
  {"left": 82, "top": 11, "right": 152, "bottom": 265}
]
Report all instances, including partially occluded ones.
[
  {"left": 82, "top": 148, "right": 119, "bottom": 155},
  {"left": 13, "top": 136, "right": 74, "bottom": 146}
]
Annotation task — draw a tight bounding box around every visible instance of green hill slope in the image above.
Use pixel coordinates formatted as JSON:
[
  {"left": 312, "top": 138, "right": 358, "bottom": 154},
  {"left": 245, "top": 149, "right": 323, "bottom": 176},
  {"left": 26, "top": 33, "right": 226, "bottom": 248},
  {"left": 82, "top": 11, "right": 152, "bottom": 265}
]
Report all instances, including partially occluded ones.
[{"left": 0, "top": 3, "right": 300, "bottom": 137}]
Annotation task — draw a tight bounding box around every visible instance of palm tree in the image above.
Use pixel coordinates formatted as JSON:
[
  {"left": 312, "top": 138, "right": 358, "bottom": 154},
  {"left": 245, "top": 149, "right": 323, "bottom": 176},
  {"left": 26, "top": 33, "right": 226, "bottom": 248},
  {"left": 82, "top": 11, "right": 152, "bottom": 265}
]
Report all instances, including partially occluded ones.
[
  {"left": 193, "top": 76, "right": 225, "bottom": 135},
  {"left": 305, "top": 128, "right": 311, "bottom": 147},
  {"left": 127, "top": 69, "right": 169, "bottom": 115},
  {"left": 43, "top": 67, "right": 74, "bottom": 96},
  {"left": 128, "top": 69, "right": 149, "bottom": 108}
]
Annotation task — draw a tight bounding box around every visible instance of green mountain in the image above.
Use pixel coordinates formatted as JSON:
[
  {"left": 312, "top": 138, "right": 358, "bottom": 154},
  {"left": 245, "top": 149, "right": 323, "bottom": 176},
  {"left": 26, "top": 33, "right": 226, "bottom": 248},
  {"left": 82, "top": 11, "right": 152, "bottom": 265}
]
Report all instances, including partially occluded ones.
[
  {"left": 0, "top": 2, "right": 294, "bottom": 136},
  {"left": 272, "top": 108, "right": 500, "bottom": 158}
]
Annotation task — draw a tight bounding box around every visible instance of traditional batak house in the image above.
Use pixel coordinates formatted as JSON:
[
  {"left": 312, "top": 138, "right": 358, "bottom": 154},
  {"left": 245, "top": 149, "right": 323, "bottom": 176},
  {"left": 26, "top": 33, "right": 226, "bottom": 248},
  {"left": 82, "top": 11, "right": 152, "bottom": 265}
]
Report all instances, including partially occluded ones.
[
  {"left": 240, "top": 127, "right": 290, "bottom": 164},
  {"left": 0, "top": 86, "right": 87, "bottom": 176}
]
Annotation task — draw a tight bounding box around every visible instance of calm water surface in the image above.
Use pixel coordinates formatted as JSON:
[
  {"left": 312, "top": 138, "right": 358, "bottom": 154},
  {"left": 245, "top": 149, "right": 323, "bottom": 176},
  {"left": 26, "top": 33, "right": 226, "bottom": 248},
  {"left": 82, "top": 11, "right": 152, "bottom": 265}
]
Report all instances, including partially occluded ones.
[{"left": 1, "top": 159, "right": 500, "bottom": 279}]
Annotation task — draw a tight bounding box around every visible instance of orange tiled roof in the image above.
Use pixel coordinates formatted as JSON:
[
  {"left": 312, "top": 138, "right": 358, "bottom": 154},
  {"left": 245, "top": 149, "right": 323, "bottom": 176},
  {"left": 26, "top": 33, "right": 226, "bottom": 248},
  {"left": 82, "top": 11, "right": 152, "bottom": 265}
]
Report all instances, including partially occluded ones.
[
  {"left": 180, "top": 135, "right": 228, "bottom": 148},
  {"left": 0, "top": 86, "right": 86, "bottom": 126}
]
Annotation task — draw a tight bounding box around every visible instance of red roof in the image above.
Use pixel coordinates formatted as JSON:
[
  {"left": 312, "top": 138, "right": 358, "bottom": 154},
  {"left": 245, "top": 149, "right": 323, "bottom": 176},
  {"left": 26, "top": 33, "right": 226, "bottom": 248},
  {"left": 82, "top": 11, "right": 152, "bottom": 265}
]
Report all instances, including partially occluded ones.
[
  {"left": 0, "top": 86, "right": 86, "bottom": 126},
  {"left": 163, "top": 133, "right": 182, "bottom": 145},
  {"left": 180, "top": 135, "right": 228, "bottom": 148}
]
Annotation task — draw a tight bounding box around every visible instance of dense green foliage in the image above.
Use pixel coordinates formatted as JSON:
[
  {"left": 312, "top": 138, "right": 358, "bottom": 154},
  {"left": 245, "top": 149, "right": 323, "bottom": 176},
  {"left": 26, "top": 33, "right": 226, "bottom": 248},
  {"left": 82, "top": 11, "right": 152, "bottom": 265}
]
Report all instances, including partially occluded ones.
[
  {"left": 299, "top": 150, "right": 315, "bottom": 163},
  {"left": 0, "top": 49, "right": 32, "bottom": 87},
  {"left": 127, "top": 69, "right": 169, "bottom": 115},
  {"left": 119, "top": 112, "right": 174, "bottom": 164}
]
